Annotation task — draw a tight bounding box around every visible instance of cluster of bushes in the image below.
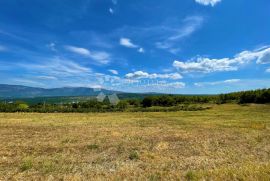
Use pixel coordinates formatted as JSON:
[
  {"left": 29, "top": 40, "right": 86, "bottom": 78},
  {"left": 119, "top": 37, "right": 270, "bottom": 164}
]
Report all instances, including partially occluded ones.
[
  {"left": 0, "top": 100, "right": 129, "bottom": 113},
  {"left": 141, "top": 95, "right": 215, "bottom": 107}
]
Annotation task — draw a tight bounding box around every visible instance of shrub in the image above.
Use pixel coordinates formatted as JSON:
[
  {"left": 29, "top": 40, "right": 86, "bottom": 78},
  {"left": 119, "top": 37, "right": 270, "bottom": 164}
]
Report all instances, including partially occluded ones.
[{"left": 142, "top": 97, "right": 153, "bottom": 107}]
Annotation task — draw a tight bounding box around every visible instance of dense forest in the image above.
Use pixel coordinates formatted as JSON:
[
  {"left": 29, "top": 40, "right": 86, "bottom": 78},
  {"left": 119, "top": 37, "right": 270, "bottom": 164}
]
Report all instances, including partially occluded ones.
[{"left": 0, "top": 88, "right": 269, "bottom": 113}]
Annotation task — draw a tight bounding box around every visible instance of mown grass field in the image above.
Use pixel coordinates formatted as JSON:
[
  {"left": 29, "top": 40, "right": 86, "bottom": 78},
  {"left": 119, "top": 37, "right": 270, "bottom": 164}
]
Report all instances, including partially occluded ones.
[{"left": 0, "top": 104, "right": 270, "bottom": 180}]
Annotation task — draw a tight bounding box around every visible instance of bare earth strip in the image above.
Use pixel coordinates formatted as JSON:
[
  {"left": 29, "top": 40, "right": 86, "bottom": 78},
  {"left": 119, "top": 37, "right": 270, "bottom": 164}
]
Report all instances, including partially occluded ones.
[{"left": 0, "top": 104, "right": 270, "bottom": 180}]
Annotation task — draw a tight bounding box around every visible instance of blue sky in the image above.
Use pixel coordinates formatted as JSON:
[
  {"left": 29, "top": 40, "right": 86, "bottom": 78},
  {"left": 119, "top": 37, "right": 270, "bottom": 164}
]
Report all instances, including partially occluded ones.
[{"left": 0, "top": 0, "right": 270, "bottom": 94}]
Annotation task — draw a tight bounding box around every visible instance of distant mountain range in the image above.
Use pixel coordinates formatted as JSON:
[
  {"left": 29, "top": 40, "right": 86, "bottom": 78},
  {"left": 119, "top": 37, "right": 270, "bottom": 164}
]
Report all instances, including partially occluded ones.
[{"left": 0, "top": 84, "right": 120, "bottom": 98}]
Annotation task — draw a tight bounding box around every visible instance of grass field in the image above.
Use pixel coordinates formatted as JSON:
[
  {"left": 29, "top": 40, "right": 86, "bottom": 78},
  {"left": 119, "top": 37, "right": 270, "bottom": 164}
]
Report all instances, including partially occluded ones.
[{"left": 0, "top": 104, "right": 270, "bottom": 180}]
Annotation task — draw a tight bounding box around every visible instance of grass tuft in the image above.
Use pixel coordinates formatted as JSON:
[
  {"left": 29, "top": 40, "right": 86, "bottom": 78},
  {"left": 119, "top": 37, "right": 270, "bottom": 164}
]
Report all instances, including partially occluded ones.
[
  {"left": 185, "top": 170, "right": 199, "bottom": 181},
  {"left": 86, "top": 144, "right": 99, "bottom": 150},
  {"left": 129, "top": 150, "right": 139, "bottom": 160},
  {"left": 20, "top": 157, "right": 33, "bottom": 171}
]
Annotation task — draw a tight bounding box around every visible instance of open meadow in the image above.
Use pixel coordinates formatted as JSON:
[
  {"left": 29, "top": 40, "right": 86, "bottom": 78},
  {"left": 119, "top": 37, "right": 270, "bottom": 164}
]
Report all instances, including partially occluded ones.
[{"left": 0, "top": 104, "right": 270, "bottom": 180}]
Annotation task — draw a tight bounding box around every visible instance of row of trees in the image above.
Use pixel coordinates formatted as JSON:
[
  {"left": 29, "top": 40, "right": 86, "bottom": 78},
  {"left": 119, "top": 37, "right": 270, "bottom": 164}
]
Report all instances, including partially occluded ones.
[
  {"left": 217, "top": 88, "right": 270, "bottom": 104},
  {"left": 0, "top": 88, "right": 269, "bottom": 112}
]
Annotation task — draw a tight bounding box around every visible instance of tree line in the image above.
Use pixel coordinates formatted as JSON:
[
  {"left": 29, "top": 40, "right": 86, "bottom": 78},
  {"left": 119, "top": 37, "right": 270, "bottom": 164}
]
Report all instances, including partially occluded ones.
[{"left": 0, "top": 88, "right": 269, "bottom": 112}]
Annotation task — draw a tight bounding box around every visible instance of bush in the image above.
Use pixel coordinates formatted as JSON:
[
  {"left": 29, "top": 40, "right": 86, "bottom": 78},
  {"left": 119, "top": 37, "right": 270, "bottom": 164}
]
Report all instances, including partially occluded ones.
[{"left": 142, "top": 97, "right": 153, "bottom": 107}]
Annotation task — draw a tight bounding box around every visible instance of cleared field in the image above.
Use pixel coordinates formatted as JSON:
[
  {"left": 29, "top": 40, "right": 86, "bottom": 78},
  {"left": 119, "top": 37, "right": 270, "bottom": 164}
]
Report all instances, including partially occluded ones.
[{"left": 0, "top": 104, "right": 270, "bottom": 180}]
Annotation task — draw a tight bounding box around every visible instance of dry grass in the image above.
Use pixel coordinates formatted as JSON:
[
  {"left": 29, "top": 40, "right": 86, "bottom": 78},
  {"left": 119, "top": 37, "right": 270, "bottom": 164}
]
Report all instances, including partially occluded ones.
[{"left": 0, "top": 104, "right": 270, "bottom": 180}]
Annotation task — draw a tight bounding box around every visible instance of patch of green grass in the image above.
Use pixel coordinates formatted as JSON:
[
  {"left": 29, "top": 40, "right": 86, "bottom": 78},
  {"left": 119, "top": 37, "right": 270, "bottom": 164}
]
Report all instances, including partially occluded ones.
[
  {"left": 86, "top": 144, "right": 99, "bottom": 150},
  {"left": 41, "top": 160, "right": 55, "bottom": 173},
  {"left": 148, "top": 173, "right": 162, "bottom": 181},
  {"left": 20, "top": 157, "right": 33, "bottom": 171},
  {"left": 185, "top": 170, "right": 199, "bottom": 181},
  {"left": 129, "top": 150, "right": 139, "bottom": 160},
  {"left": 61, "top": 138, "right": 77, "bottom": 144}
]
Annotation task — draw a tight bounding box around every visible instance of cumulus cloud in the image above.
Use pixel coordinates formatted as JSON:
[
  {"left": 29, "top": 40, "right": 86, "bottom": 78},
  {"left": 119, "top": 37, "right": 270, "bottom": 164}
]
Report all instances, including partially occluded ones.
[
  {"left": 173, "top": 46, "right": 270, "bottom": 73},
  {"left": 195, "top": 0, "right": 222, "bottom": 6},
  {"left": 65, "top": 45, "right": 111, "bottom": 64},
  {"left": 195, "top": 79, "right": 241, "bottom": 87},
  {"left": 108, "top": 69, "right": 118, "bottom": 75},
  {"left": 125, "top": 71, "right": 182, "bottom": 80},
  {"left": 119, "top": 38, "right": 138, "bottom": 48}
]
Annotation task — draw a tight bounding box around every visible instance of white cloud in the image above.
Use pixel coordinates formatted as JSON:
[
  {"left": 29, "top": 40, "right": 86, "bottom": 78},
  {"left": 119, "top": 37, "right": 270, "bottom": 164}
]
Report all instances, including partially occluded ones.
[
  {"left": 125, "top": 71, "right": 182, "bottom": 80},
  {"left": 112, "top": 0, "right": 117, "bottom": 5},
  {"left": 119, "top": 38, "right": 145, "bottom": 53},
  {"left": 65, "top": 45, "right": 90, "bottom": 56},
  {"left": 195, "top": 79, "right": 241, "bottom": 87},
  {"left": 65, "top": 45, "right": 111, "bottom": 64},
  {"left": 195, "top": 0, "right": 222, "bottom": 6},
  {"left": 266, "top": 68, "right": 270, "bottom": 73},
  {"left": 138, "top": 48, "right": 144, "bottom": 53},
  {"left": 256, "top": 49, "right": 270, "bottom": 64},
  {"left": 173, "top": 46, "right": 270, "bottom": 73},
  {"left": 108, "top": 69, "right": 118, "bottom": 75},
  {"left": 119, "top": 38, "right": 138, "bottom": 48},
  {"left": 173, "top": 57, "right": 237, "bottom": 73},
  {"left": 88, "top": 51, "right": 111, "bottom": 64},
  {"left": 109, "top": 8, "right": 114, "bottom": 14},
  {"left": 162, "top": 82, "right": 186, "bottom": 88},
  {"left": 223, "top": 79, "right": 240, "bottom": 83},
  {"left": 36, "top": 76, "right": 57, "bottom": 80}
]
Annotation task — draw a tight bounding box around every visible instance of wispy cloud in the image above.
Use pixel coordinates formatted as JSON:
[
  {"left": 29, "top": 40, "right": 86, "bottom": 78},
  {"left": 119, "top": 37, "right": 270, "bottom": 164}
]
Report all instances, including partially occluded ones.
[
  {"left": 65, "top": 45, "right": 111, "bottom": 64},
  {"left": 195, "top": 0, "right": 222, "bottom": 6},
  {"left": 12, "top": 78, "right": 45, "bottom": 87},
  {"left": 112, "top": 0, "right": 117, "bottom": 5},
  {"left": 47, "top": 42, "right": 57, "bottom": 52},
  {"left": 195, "top": 79, "right": 240, "bottom": 87},
  {"left": 0, "top": 45, "right": 8, "bottom": 52},
  {"left": 36, "top": 75, "right": 58, "bottom": 80},
  {"left": 173, "top": 46, "right": 270, "bottom": 73},
  {"left": 108, "top": 69, "right": 118, "bottom": 75},
  {"left": 125, "top": 71, "right": 182, "bottom": 80},
  {"left": 18, "top": 56, "right": 92, "bottom": 77},
  {"left": 266, "top": 68, "right": 270, "bottom": 73},
  {"left": 65, "top": 45, "right": 91, "bottom": 56},
  {"left": 168, "top": 16, "right": 204, "bottom": 41},
  {"left": 155, "top": 16, "right": 204, "bottom": 53}
]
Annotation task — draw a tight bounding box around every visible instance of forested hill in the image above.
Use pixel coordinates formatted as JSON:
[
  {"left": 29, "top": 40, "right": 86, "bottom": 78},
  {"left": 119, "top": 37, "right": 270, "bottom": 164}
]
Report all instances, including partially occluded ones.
[{"left": 0, "top": 84, "right": 119, "bottom": 98}]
